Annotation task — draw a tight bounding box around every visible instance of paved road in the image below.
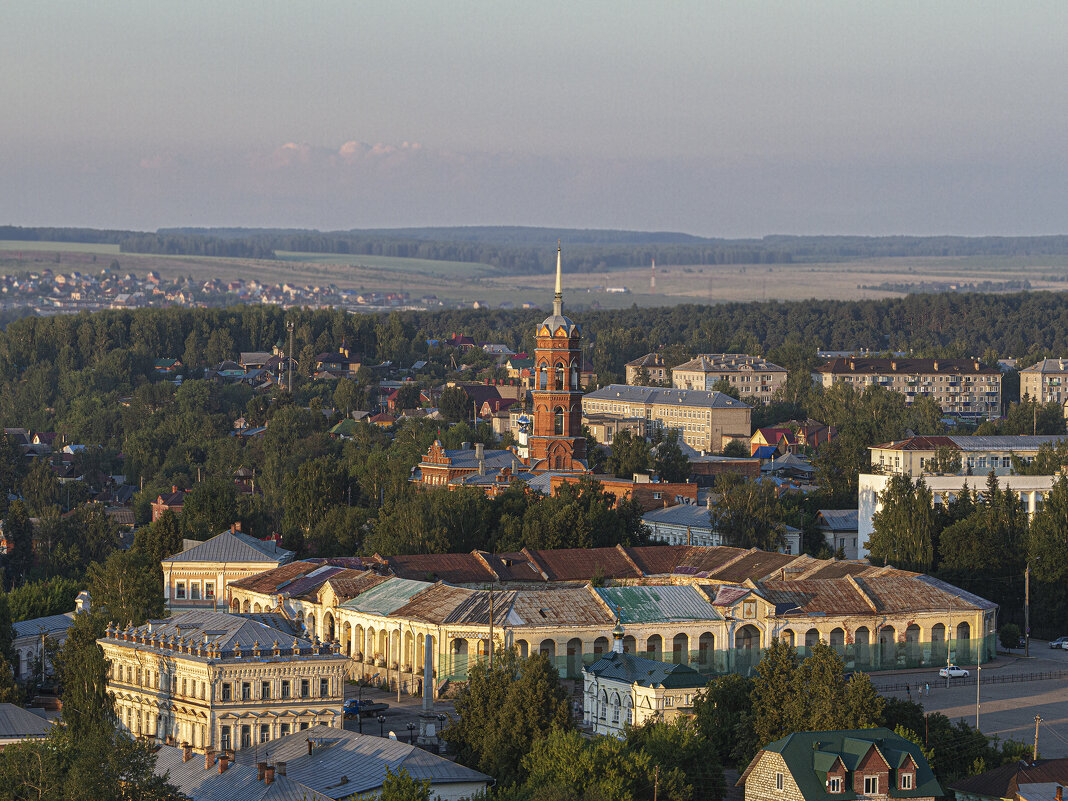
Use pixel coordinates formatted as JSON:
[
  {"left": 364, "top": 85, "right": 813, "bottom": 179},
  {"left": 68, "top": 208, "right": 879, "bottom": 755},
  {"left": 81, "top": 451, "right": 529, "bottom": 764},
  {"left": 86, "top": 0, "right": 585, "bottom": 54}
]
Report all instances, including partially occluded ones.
[
  {"left": 340, "top": 684, "right": 458, "bottom": 744},
  {"left": 879, "top": 640, "right": 1068, "bottom": 756}
]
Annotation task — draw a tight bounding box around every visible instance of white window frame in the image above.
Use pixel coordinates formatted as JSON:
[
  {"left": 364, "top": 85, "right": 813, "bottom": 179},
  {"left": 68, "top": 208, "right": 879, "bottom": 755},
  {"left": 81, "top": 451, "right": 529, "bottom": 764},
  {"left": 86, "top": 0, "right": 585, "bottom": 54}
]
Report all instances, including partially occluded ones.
[
  {"left": 828, "top": 777, "right": 843, "bottom": 793},
  {"left": 864, "top": 776, "right": 879, "bottom": 795},
  {"left": 900, "top": 773, "right": 912, "bottom": 790}
]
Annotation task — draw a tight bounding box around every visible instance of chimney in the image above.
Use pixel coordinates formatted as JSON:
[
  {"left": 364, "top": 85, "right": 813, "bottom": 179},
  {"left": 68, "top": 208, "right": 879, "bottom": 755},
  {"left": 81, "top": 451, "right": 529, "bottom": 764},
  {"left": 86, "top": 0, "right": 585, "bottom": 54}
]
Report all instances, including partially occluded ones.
[
  {"left": 230, "top": 523, "right": 235, "bottom": 534},
  {"left": 1055, "top": 787, "right": 1062, "bottom": 801},
  {"left": 182, "top": 743, "right": 192, "bottom": 762},
  {"left": 265, "top": 766, "right": 275, "bottom": 785},
  {"left": 474, "top": 442, "right": 484, "bottom": 460},
  {"left": 277, "top": 761, "right": 287, "bottom": 777},
  {"left": 307, "top": 738, "right": 313, "bottom": 756},
  {"left": 257, "top": 762, "right": 267, "bottom": 781},
  {"left": 172, "top": 485, "right": 178, "bottom": 494},
  {"left": 234, "top": 521, "right": 241, "bottom": 532},
  {"left": 205, "top": 748, "right": 215, "bottom": 770},
  {"left": 218, "top": 754, "right": 229, "bottom": 774}
]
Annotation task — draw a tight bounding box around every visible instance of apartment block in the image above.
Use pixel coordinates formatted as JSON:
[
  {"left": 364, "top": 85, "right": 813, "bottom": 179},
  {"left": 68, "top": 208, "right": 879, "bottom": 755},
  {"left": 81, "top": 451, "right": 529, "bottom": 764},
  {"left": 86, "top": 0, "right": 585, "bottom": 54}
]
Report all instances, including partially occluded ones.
[
  {"left": 624, "top": 353, "right": 670, "bottom": 385},
  {"left": 1021, "top": 358, "right": 1068, "bottom": 413},
  {"left": 672, "top": 354, "right": 787, "bottom": 405},
  {"left": 870, "top": 434, "right": 1068, "bottom": 477},
  {"left": 815, "top": 357, "right": 1001, "bottom": 419},
  {"left": 583, "top": 384, "right": 751, "bottom": 452}
]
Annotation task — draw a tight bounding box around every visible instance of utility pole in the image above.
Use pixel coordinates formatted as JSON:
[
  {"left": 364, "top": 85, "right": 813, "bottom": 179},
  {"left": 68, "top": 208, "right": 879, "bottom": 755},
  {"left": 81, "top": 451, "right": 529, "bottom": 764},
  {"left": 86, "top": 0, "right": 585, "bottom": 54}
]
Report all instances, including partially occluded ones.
[
  {"left": 488, "top": 587, "right": 494, "bottom": 670},
  {"left": 1033, "top": 715, "right": 1041, "bottom": 762},
  {"left": 975, "top": 664, "right": 981, "bottom": 729},
  {"left": 287, "top": 319, "right": 295, "bottom": 393},
  {"left": 654, "top": 765, "right": 659, "bottom": 801},
  {"left": 1025, "top": 564, "right": 1031, "bottom": 657}
]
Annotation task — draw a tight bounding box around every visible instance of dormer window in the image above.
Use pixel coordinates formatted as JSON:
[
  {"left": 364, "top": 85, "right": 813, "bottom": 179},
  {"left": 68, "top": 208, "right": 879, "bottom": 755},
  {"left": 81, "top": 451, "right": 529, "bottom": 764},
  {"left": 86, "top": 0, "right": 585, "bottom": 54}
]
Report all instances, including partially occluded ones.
[
  {"left": 828, "top": 777, "right": 843, "bottom": 793},
  {"left": 864, "top": 776, "right": 879, "bottom": 795},
  {"left": 900, "top": 773, "right": 913, "bottom": 790}
]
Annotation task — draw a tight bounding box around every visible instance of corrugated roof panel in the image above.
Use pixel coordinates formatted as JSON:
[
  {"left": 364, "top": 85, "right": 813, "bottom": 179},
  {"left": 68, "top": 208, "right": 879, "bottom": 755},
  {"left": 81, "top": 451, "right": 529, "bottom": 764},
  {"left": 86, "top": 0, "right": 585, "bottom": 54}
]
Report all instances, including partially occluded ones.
[
  {"left": 509, "top": 588, "right": 614, "bottom": 627},
  {"left": 339, "top": 578, "right": 433, "bottom": 616},
  {"left": 595, "top": 585, "right": 721, "bottom": 623}
]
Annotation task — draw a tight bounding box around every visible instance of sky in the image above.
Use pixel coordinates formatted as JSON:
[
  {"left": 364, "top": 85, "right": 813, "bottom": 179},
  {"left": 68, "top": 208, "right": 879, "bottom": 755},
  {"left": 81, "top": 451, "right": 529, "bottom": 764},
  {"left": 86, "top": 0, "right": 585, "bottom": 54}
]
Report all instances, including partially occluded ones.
[{"left": 3, "top": 2, "right": 1068, "bottom": 237}]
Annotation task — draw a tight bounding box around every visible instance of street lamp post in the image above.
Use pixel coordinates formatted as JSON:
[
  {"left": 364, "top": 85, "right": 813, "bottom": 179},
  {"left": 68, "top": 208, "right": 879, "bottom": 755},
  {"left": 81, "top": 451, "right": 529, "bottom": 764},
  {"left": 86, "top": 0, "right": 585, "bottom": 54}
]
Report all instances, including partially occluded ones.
[
  {"left": 406, "top": 723, "right": 415, "bottom": 743},
  {"left": 377, "top": 715, "right": 386, "bottom": 737}
]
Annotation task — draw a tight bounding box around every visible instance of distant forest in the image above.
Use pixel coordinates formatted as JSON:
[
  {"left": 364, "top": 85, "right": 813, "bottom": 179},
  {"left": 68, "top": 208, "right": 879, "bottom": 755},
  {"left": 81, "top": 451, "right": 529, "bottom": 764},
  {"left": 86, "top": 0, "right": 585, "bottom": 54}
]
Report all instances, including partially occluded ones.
[{"left": 7, "top": 224, "right": 1068, "bottom": 274}]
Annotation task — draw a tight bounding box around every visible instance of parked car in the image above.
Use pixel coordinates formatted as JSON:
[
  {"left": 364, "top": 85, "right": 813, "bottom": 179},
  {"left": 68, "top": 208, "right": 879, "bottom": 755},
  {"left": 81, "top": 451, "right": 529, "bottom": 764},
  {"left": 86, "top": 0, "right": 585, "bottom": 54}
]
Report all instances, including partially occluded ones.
[
  {"left": 1049, "top": 636, "right": 1068, "bottom": 649},
  {"left": 939, "top": 665, "right": 970, "bottom": 678}
]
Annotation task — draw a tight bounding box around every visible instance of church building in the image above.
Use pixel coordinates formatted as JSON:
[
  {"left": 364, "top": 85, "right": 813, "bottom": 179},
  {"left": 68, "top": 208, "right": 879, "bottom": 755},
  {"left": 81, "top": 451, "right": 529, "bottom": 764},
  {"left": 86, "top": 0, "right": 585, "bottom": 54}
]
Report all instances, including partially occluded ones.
[{"left": 413, "top": 244, "right": 588, "bottom": 490}]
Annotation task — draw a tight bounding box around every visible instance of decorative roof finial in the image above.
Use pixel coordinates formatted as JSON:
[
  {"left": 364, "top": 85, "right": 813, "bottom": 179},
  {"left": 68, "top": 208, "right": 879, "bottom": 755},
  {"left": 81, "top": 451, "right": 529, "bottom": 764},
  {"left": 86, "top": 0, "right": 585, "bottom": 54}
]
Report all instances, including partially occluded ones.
[{"left": 553, "top": 240, "right": 563, "bottom": 317}]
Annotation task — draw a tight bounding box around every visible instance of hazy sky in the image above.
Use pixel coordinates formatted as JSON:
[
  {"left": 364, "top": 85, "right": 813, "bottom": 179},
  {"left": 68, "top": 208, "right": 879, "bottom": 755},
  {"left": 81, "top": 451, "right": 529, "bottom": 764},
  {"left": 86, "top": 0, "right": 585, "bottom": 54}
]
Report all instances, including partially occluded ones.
[{"left": 4, "top": 2, "right": 1068, "bottom": 236}]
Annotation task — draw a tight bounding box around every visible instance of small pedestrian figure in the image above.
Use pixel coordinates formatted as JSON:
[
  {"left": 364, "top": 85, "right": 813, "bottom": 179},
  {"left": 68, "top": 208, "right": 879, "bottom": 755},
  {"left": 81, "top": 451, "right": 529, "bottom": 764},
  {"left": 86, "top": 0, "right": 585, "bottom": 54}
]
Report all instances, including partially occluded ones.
[
  {"left": 925, "top": 682, "right": 930, "bottom": 696},
  {"left": 906, "top": 682, "right": 911, "bottom": 699}
]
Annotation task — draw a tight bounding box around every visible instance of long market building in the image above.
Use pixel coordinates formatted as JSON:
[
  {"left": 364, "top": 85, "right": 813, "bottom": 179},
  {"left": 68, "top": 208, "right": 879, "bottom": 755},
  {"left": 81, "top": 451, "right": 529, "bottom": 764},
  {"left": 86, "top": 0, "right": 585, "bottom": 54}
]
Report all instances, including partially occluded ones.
[{"left": 224, "top": 543, "right": 997, "bottom": 690}]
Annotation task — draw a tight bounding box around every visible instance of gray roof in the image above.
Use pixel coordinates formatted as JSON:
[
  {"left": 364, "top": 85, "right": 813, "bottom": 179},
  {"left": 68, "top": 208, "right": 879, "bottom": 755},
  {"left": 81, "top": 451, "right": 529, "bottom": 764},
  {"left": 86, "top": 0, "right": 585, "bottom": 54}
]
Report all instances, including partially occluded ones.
[
  {"left": 642, "top": 504, "right": 713, "bottom": 531},
  {"left": 0, "top": 704, "right": 52, "bottom": 741},
  {"left": 13, "top": 612, "right": 75, "bottom": 640},
  {"left": 233, "top": 724, "right": 491, "bottom": 796},
  {"left": 157, "top": 746, "right": 327, "bottom": 801},
  {"left": 675, "top": 353, "right": 785, "bottom": 373},
  {"left": 538, "top": 313, "right": 580, "bottom": 336},
  {"left": 163, "top": 530, "right": 295, "bottom": 565},
  {"left": 816, "top": 509, "right": 859, "bottom": 532},
  {"left": 947, "top": 434, "right": 1068, "bottom": 452},
  {"left": 1021, "top": 358, "right": 1068, "bottom": 373},
  {"left": 584, "top": 650, "right": 707, "bottom": 689},
  {"left": 595, "top": 585, "right": 722, "bottom": 624},
  {"left": 100, "top": 610, "right": 340, "bottom": 663},
  {"left": 426, "top": 447, "right": 517, "bottom": 471},
  {"left": 585, "top": 384, "right": 751, "bottom": 410}
]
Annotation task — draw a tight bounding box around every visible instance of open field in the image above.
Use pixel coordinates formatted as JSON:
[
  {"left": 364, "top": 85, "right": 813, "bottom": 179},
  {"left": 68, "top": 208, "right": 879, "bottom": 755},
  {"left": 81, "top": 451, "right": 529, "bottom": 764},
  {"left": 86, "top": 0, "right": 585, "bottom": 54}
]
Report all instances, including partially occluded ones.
[{"left": 2, "top": 240, "right": 1068, "bottom": 308}]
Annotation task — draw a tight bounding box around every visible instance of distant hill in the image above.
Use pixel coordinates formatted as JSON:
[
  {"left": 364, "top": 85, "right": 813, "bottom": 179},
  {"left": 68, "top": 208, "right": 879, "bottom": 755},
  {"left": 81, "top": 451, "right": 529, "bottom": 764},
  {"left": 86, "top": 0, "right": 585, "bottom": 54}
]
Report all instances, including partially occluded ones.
[{"left": 7, "top": 224, "right": 1068, "bottom": 274}]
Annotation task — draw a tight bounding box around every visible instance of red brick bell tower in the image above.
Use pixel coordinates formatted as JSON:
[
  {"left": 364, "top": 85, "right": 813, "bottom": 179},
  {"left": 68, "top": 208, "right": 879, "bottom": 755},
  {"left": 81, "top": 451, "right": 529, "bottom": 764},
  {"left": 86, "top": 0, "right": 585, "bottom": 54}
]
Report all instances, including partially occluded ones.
[{"left": 528, "top": 244, "right": 587, "bottom": 472}]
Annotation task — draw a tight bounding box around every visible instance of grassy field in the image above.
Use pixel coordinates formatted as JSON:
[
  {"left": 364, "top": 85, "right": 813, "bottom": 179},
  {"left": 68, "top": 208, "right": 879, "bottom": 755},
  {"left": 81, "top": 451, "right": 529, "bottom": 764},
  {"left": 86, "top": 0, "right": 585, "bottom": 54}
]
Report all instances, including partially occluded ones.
[{"left": 1, "top": 239, "right": 1067, "bottom": 308}]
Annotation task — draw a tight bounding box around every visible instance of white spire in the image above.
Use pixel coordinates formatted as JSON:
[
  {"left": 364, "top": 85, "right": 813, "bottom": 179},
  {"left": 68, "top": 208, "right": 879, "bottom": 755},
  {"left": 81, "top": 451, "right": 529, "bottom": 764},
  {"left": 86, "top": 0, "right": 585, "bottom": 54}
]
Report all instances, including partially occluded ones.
[{"left": 553, "top": 240, "right": 563, "bottom": 317}]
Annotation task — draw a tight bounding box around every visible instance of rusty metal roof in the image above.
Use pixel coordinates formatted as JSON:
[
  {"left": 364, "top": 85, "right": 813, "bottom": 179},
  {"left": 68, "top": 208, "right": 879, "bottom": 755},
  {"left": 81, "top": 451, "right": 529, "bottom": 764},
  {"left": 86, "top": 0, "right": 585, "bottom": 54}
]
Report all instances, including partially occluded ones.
[
  {"left": 228, "top": 561, "right": 323, "bottom": 594},
  {"left": 509, "top": 587, "right": 615, "bottom": 627},
  {"left": 522, "top": 546, "right": 643, "bottom": 582},
  {"left": 320, "top": 572, "right": 389, "bottom": 603},
  {"left": 758, "top": 574, "right": 994, "bottom": 617},
  {"left": 384, "top": 553, "right": 496, "bottom": 584},
  {"left": 626, "top": 545, "right": 692, "bottom": 575}
]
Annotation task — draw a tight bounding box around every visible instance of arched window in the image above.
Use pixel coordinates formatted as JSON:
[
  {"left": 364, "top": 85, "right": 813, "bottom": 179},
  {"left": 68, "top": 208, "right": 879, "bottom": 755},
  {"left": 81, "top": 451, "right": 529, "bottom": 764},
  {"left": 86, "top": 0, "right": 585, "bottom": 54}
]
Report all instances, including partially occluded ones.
[
  {"left": 570, "top": 362, "right": 579, "bottom": 389},
  {"left": 611, "top": 692, "right": 621, "bottom": 723},
  {"left": 554, "top": 407, "right": 564, "bottom": 436},
  {"left": 539, "top": 362, "right": 548, "bottom": 390},
  {"left": 555, "top": 364, "right": 565, "bottom": 389}
]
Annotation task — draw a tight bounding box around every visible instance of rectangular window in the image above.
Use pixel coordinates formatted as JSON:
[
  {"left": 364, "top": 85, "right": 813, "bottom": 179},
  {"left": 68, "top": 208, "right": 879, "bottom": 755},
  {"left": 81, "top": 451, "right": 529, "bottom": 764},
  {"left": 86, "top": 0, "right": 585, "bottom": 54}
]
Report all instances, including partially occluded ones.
[
  {"left": 261, "top": 681, "right": 270, "bottom": 699},
  {"left": 280, "top": 723, "right": 290, "bottom": 737},
  {"left": 222, "top": 683, "right": 232, "bottom": 701},
  {"left": 240, "top": 725, "right": 251, "bottom": 749},
  {"left": 664, "top": 696, "right": 674, "bottom": 707},
  {"left": 299, "top": 722, "right": 309, "bottom": 731},
  {"left": 190, "top": 582, "right": 200, "bottom": 600},
  {"left": 320, "top": 678, "right": 329, "bottom": 697},
  {"left": 241, "top": 682, "right": 251, "bottom": 701},
  {"left": 864, "top": 776, "right": 879, "bottom": 795},
  {"left": 900, "top": 774, "right": 912, "bottom": 790},
  {"left": 204, "top": 582, "right": 215, "bottom": 600},
  {"left": 220, "top": 726, "right": 231, "bottom": 750},
  {"left": 281, "top": 680, "right": 290, "bottom": 699},
  {"left": 175, "top": 581, "right": 186, "bottom": 600},
  {"left": 301, "top": 679, "right": 309, "bottom": 698},
  {"left": 828, "top": 778, "right": 843, "bottom": 793},
  {"left": 182, "top": 678, "right": 187, "bottom": 696},
  {"left": 775, "top": 772, "right": 784, "bottom": 791},
  {"left": 259, "top": 724, "right": 270, "bottom": 743}
]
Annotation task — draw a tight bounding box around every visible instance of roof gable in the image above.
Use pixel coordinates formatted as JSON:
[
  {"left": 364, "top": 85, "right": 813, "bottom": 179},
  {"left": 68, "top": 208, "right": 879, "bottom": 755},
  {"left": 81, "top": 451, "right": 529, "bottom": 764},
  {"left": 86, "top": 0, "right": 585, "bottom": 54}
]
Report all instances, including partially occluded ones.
[{"left": 162, "top": 530, "right": 294, "bottom": 565}]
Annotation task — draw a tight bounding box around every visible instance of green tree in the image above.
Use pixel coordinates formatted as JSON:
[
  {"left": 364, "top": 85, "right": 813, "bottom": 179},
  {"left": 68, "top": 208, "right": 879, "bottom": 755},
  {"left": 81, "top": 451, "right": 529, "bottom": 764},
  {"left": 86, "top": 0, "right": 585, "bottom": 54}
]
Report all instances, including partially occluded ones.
[
  {"left": 868, "top": 475, "right": 935, "bottom": 571},
  {"left": 179, "top": 478, "right": 238, "bottom": 540},
  {"left": 86, "top": 550, "right": 164, "bottom": 627},
  {"left": 692, "top": 673, "right": 756, "bottom": 769},
  {"left": 2, "top": 499, "right": 34, "bottom": 585},
  {"left": 53, "top": 611, "right": 112, "bottom": 738},
  {"left": 711, "top": 378, "right": 740, "bottom": 400},
  {"left": 929, "top": 446, "right": 962, "bottom": 474},
  {"left": 709, "top": 475, "right": 786, "bottom": 551},
  {"left": 634, "top": 365, "right": 651, "bottom": 386},
  {"left": 394, "top": 382, "right": 422, "bottom": 411},
  {"left": 721, "top": 439, "right": 749, "bottom": 458},
  {"left": 654, "top": 429, "right": 692, "bottom": 483},
  {"left": 605, "top": 428, "right": 650, "bottom": 478},
  {"left": 132, "top": 510, "right": 184, "bottom": 568},
  {"left": 624, "top": 719, "right": 725, "bottom": 801},
  {"left": 364, "top": 767, "right": 432, "bottom": 801},
  {"left": 1029, "top": 473, "right": 1068, "bottom": 582},
  {"left": 21, "top": 459, "right": 60, "bottom": 515},
  {"left": 282, "top": 456, "right": 348, "bottom": 553},
  {"left": 750, "top": 637, "right": 801, "bottom": 748},
  {"left": 444, "top": 648, "right": 571, "bottom": 788},
  {"left": 438, "top": 386, "right": 473, "bottom": 423}
]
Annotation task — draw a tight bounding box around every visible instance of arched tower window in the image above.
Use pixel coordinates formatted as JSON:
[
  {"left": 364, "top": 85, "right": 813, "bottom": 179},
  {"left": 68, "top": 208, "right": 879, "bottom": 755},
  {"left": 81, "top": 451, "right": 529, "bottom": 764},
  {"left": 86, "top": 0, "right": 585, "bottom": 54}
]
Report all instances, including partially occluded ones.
[
  {"left": 570, "top": 361, "right": 579, "bottom": 389},
  {"left": 555, "top": 364, "right": 565, "bottom": 390},
  {"left": 554, "top": 406, "right": 564, "bottom": 435},
  {"left": 539, "top": 362, "right": 548, "bottom": 390}
]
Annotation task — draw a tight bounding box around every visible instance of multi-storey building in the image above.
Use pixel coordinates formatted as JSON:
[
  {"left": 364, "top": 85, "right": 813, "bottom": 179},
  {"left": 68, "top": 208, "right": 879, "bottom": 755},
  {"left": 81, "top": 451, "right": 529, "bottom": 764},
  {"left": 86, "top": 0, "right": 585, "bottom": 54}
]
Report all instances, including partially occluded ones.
[
  {"left": 672, "top": 354, "right": 787, "bottom": 405},
  {"left": 1020, "top": 358, "right": 1068, "bottom": 414},
  {"left": 98, "top": 610, "right": 347, "bottom": 752},
  {"left": 625, "top": 353, "right": 670, "bottom": 385},
  {"left": 583, "top": 385, "right": 751, "bottom": 452},
  {"left": 162, "top": 525, "right": 294, "bottom": 612},
  {"left": 814, "top": 357, "right": 1001, "bottom": 419},
  {"left": 869, "top": 434, "right": 1068, "bottom": 477}
]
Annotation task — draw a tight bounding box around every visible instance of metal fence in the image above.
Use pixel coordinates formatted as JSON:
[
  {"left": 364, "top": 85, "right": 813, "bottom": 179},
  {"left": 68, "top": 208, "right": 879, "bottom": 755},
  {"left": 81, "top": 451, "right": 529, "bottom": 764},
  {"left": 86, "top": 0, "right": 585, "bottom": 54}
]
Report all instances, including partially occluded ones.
[{"left": 874, "top": 667, "right": 1068, "bottom": 694}]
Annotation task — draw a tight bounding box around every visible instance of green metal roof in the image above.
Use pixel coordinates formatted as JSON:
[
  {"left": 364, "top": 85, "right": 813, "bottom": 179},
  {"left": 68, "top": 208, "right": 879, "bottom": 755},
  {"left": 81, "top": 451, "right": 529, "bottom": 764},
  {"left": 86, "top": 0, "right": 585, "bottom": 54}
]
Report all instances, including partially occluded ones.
[
  {"left": 339, "top": 578, "right": 432, "bottom": 616},
  {"left": 595, "top": 585, "right": 721, "bottom": 624},
  {"left": 752, "top": 728, "right": 942, "bottom": 801},
  {"left": 583, "top": 651, "right": 708, "bottom": 689}
]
